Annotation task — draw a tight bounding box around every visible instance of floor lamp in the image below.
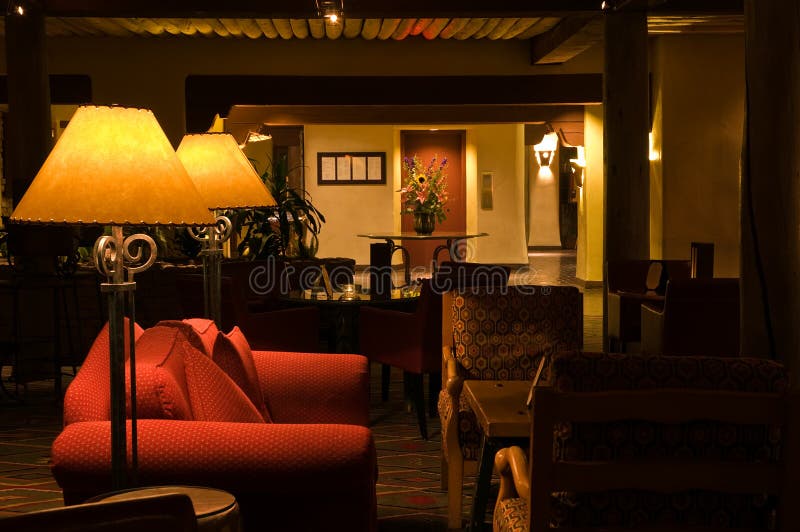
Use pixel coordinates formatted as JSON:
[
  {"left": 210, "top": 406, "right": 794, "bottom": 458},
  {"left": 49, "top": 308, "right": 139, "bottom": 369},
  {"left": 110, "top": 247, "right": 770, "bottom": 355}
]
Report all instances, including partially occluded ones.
[
  {"left": 9, "top": 105, "right": 215, "bottom": 489},
  {"left": 176, "top": 133, "right": 276, "bottom": 327}
]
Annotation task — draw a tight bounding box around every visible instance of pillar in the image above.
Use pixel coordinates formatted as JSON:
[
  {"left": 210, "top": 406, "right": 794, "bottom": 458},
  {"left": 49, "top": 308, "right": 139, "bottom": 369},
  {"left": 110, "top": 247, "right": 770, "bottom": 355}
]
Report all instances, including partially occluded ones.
[{"left": 741, "top": 1, "right": 800, "bottom": 378}]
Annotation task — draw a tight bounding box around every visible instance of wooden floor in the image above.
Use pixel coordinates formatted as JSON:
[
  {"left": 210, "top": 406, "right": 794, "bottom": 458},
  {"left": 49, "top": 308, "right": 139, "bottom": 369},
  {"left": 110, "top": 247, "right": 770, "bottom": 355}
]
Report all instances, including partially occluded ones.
[{"left": 0, "top": 250, "right": 602, "bottom": 531}]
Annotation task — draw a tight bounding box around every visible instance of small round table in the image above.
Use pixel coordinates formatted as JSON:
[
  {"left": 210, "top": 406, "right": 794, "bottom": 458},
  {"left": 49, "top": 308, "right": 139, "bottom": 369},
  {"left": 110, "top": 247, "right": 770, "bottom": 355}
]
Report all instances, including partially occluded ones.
[{"left": 91, "top": 485, "right": 239, "bottom": 532}]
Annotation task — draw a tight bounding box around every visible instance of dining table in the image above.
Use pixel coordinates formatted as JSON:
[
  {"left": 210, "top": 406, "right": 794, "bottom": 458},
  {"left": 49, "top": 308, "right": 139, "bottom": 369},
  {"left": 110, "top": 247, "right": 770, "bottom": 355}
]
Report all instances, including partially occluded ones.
[
  {"left": 357, "top": 231, "right": 489, "bottom": 286},
  {"left": 281, "top": 287, "right": 419, "bottom": 353}
]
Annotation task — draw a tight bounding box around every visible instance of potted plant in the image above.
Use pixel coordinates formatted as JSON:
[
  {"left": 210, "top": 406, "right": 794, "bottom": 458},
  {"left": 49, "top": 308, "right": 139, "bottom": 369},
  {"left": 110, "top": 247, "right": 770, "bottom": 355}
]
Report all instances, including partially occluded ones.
[
  {"left": 400, "top": 154, "right": 449, "bottom": 235},
  {"left": 236, "top": 154, "right": 325, "bottom": 260}
]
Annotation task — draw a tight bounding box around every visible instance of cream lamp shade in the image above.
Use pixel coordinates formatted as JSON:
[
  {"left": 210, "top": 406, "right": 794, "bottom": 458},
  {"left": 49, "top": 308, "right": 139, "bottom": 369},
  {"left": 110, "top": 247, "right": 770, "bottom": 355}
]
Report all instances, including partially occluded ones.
[
  {"left": 10, "top": 105, "right": 215, "bottom": 227},
  {"left": 176, "top": 133, "right": 276, "bottom": 210}
]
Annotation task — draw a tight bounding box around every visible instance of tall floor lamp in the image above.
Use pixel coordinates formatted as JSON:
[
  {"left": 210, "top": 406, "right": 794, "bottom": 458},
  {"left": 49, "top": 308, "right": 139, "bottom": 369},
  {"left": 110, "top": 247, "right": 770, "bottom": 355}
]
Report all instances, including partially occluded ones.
[
  {"left": 176, "top": 133, "right": 276, "bottom": 327},
  {"left": 9, "top": 105, "right": 215, "bottom": 489}
]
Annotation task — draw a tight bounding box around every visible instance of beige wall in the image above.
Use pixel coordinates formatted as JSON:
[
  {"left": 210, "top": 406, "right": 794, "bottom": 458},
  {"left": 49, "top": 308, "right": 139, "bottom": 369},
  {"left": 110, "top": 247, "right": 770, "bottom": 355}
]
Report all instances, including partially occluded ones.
[
  {"left": 527, "top": 127, "right": 561, "bottom": 247},
  {"left": 302, "top": 123, "right": 528, "bottom": 265},
  {"left": 470, "top": 124, "right": 528, "bottom": 264},
  {"left": 651, "top": 35, "right": 744, "bottom": 276},
  {"left": 576, "top": 105, "right": 604, "bottom": 282}
]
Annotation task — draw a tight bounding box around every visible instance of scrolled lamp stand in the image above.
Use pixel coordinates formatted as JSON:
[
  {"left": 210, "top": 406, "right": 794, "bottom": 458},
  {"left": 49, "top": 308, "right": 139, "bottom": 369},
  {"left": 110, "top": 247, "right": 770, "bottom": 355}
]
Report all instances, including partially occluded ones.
[
  {"left": 189, "top": 213, "right": 233, "bottom": 327},
  {"left": 93, "top": 226, "right": 156, "bottom": 490}
]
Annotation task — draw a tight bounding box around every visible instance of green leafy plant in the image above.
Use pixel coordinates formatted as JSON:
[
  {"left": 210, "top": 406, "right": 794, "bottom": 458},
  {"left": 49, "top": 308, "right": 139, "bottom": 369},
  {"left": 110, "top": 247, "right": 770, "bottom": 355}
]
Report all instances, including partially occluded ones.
[{"left": 236, "top": 154, "right": 325, "bottom": 259}]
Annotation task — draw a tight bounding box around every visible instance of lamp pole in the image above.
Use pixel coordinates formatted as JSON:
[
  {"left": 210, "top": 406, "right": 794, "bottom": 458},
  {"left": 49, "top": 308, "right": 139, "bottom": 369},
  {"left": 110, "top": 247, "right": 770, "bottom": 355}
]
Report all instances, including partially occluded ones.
[{"left": 94, "top": 227, "right": 156, "bottom": 489}]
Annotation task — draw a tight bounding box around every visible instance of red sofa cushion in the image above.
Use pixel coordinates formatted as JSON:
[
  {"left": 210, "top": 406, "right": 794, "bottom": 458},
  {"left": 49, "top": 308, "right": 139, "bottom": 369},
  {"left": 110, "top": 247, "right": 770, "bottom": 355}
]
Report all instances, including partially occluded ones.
[
  {"left": 212, "top": 327, "right": 272, "bottom": 422},
  {"left": 125, "top": 325, "right": 194, "bottom": 421},
  {"left": 179, "top": 330, "right": 265, "bottom": 423},
  {"left": 155, "top": 319, "right": 218, "bottom": 357}
]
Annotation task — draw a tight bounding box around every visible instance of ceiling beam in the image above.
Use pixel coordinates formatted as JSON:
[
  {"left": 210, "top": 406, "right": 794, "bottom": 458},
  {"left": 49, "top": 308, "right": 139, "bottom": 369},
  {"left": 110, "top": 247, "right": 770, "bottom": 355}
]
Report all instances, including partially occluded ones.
[
  {"left": 43, "top": 0, "right": 604, "bottom": 18},
  {"left": 648, "top": 0, "right": 742, "bottom": 15},
  {"left": 530, "top": 15, "right": 603, "bottom": 65}
]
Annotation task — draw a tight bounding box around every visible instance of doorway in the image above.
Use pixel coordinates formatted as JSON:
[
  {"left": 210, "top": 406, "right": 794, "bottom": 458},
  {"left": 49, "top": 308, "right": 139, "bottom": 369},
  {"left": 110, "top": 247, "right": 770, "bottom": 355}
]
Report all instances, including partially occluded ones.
[{"left": 400, "top": 130, "right": 466, "bottom": 271}]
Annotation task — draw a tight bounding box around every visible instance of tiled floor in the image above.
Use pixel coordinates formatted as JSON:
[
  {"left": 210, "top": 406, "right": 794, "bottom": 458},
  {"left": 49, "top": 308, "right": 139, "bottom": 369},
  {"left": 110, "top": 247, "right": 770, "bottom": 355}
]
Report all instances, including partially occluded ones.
[{"left": 0, "top": 250, "right": 603, "bottom": 530}]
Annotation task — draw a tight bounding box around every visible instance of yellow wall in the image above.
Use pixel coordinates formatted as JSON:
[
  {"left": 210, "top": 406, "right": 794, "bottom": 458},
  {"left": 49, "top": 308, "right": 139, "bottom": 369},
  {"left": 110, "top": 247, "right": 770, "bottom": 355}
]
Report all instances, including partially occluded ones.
[
  {"left": 576, "top": 105, "right": 604, "bottom": 282},
  {"left": 651, "top": 35, "right": 744, "bottom": 276},
  {"left": 303, "top": 123, "right": 528, "bottom": 265}
]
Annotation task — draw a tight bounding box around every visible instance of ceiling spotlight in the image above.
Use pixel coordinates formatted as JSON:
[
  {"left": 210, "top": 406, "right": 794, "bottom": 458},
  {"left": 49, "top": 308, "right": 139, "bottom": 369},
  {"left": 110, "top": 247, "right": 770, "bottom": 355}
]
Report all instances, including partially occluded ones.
[{"left": 316, "top": 0, "right": 343, "bottom": 24}]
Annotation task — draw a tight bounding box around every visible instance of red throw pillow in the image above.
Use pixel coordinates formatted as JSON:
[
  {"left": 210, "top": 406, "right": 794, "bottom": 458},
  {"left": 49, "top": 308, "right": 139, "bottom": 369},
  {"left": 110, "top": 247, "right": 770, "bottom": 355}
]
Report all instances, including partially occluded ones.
[
  {"left": 155, "top": 319, "right": 218, "bottom": 357},
  {"left": 126, "top": 325, "right": 194, "bottom": 421},
  {"left": 212, "top": 327, "right": 272, "bottom": 422},
  {"left": 180, "top": 330, "right": 265, "bottom": 423}
]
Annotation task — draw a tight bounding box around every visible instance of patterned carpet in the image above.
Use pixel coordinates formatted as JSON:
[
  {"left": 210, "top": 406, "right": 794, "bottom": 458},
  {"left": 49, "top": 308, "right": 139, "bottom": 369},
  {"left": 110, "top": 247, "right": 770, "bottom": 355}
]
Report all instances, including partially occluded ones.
[{"left": 0, "top": 250, "right": 602, "bottom": 530}]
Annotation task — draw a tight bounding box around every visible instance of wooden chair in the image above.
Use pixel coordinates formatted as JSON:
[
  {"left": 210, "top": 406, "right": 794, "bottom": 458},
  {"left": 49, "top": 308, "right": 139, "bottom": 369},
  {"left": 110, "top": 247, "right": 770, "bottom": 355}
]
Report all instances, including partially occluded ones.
[
  {"left": 439, "top": 286, "right": 582, "bottom": 529},
  {"left": 606, "top": 259, "right": 691, "bottom": 352},
  {"left": 493, "top": 351, "right": 797, "bottom": 532},
  {"left": 640, "top": 277, "right": 739, "bottom": 356}
]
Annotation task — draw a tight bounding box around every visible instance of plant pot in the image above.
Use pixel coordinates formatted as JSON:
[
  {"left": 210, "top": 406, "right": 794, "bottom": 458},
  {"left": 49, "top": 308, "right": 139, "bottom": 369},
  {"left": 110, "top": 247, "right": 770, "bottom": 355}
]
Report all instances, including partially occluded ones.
[{"left": 413, "top": 211, "right": 436, "bottom": 235}]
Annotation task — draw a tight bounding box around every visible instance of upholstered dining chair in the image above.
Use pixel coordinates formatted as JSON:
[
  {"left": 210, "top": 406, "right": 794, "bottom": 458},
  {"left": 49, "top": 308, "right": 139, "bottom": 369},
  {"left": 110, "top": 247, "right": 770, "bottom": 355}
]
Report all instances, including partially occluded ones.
[
  {"left": 493, "top": 351, "right": 796, "bottom": 532},
  {"left": 640, "top": 277, "right": 740, "bottom": 357},
  {"left": 439, "top": 285, "right": 583, "bottom": 529},
  {"left": 358, "top": 262, "right": 511, "bottom": 440},
  {"left": 359, "top": 278, "right": 441, "bottom": 439}
]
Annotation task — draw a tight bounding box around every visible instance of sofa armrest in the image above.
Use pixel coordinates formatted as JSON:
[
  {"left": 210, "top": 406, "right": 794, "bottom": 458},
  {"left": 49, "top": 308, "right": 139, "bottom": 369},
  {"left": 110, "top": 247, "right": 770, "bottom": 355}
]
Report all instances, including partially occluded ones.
[
  {"left": 251, "top": 350, "right": 369, "bottom": 426},
  {"left": 640, "top": 302, "right": 665, "bottom": 355},
  {"left": 52, "top": 420, "right": 376, "bottom": 505}
]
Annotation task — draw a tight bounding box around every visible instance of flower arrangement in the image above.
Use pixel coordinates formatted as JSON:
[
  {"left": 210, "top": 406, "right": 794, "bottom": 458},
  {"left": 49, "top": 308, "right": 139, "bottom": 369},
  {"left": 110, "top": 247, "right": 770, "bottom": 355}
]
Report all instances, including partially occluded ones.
[{"left": 400, "top": 154, "right": 449, "bottom": 222}]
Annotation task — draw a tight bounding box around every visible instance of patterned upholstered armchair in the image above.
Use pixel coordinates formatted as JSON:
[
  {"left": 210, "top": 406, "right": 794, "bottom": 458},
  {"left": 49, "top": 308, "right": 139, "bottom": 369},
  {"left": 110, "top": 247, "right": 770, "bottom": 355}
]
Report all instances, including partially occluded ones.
[
  {"left": 493, "top": 351, "right": 796, "bottom": 532},
  {"left": 438, "top": 286, "right": 583, "bottom": 529}
]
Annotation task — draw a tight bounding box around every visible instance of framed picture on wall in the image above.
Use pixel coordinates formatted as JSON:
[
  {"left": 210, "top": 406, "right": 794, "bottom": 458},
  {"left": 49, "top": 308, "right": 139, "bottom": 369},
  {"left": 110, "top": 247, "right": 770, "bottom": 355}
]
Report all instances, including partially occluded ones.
[{"left": 317, "top": 152, "right": 386, "bottom": 185}]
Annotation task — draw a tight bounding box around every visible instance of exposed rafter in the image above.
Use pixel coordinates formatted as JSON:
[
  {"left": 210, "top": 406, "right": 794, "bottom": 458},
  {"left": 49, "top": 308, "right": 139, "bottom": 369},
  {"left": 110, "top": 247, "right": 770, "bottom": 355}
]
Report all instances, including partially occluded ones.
[{"left": 530, "top": 15, "right": 603, "bottom": 65}]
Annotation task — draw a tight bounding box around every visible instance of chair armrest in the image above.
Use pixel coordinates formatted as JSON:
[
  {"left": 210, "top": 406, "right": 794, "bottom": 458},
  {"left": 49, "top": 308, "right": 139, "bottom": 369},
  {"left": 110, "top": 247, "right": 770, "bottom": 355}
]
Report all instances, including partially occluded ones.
[
  {"left": 640, "top": 303, "right": 665, "bottom": 355},
  {"left": 494, "top": 445, "right": 530, "bottom": 506},
  {"left": 239, "top": 306, "right": 321, "bottom": 352},
  {"left": 52, "top": 420, "right": 376, "bottom": 503},
  {"left": 442, "top": 345, "right": 463, "bottom": 398},
  {"left": 252, "top": 350, "right": 369, "bottom": 426}
]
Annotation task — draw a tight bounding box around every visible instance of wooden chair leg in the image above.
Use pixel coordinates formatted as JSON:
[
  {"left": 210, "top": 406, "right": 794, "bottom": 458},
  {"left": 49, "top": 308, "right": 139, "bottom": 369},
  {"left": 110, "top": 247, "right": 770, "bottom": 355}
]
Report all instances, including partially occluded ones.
[
  {"left": 381, "top": 363, "right": 391, "bottom": 401},
  {"left": 405, "top": 371, "right": 427, "bottom": 440}
]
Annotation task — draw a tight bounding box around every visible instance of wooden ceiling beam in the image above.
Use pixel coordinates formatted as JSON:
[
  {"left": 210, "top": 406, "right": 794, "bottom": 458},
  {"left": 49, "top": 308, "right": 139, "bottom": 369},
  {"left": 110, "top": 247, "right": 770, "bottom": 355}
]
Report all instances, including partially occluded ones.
[
  {"left": 42, "top": 0, "right": 604, "bottom": 19},
  {"left": 530, "top": 15, "right": 603, "bottom": 64}
]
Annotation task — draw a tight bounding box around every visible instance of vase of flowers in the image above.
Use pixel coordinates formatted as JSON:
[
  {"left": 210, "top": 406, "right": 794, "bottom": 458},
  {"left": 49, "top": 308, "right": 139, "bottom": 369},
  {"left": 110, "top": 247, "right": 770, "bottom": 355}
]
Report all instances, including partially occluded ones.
[{"left": 400, "top": 154, "right": 448, "bottom": 235}]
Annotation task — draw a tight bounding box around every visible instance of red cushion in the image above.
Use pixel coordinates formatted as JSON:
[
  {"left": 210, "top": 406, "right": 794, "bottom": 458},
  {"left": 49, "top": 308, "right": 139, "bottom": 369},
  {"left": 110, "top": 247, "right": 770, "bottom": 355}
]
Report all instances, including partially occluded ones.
[
  {"left": 155, "top": 319, "right": 218, "bottom": 357},
  {"left": 181, "top": 331, "right": 265, "bottom": 423},
  {"left": 125, "top": 325, "right": 194, "bottom": 421},
  {"left": 212, "top": 327, "right": 272, "bottom": 422}
]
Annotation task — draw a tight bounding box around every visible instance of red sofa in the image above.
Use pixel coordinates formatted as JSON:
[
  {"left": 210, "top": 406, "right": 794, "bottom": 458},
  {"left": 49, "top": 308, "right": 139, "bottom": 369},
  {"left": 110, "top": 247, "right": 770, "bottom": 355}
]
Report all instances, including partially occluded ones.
[{"left": 51, "top": 319, "right": 376, "bottom": 531}]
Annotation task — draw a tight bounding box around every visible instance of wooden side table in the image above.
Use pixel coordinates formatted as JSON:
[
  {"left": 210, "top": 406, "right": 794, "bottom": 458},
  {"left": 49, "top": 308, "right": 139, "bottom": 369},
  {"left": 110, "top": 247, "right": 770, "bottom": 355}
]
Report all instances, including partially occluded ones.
[
  {"left": 463, "top": 380, "right": 532, "bottom": 532},
  {"left": 91, "top": 485, "right": 239, "bottom": 532}
]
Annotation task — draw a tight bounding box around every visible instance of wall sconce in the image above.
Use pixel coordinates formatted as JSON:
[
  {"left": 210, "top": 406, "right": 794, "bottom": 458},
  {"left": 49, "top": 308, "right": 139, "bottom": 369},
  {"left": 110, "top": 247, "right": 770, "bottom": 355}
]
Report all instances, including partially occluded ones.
[
  {"left": 533, "top": 131, "right": 559, "bottom": 168},
  {"left": 316, "top": 0, "right": 343, "bottom": 23},
  {"left": 569, "top": 146, "right": 586, "bottom": 188}
]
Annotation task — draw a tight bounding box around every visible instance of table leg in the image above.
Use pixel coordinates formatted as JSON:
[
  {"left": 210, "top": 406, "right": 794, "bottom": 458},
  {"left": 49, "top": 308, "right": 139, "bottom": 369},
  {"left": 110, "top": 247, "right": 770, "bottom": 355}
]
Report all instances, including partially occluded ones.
[{"left": 468, "top": 435, "right": 499, "bottom": 532}]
